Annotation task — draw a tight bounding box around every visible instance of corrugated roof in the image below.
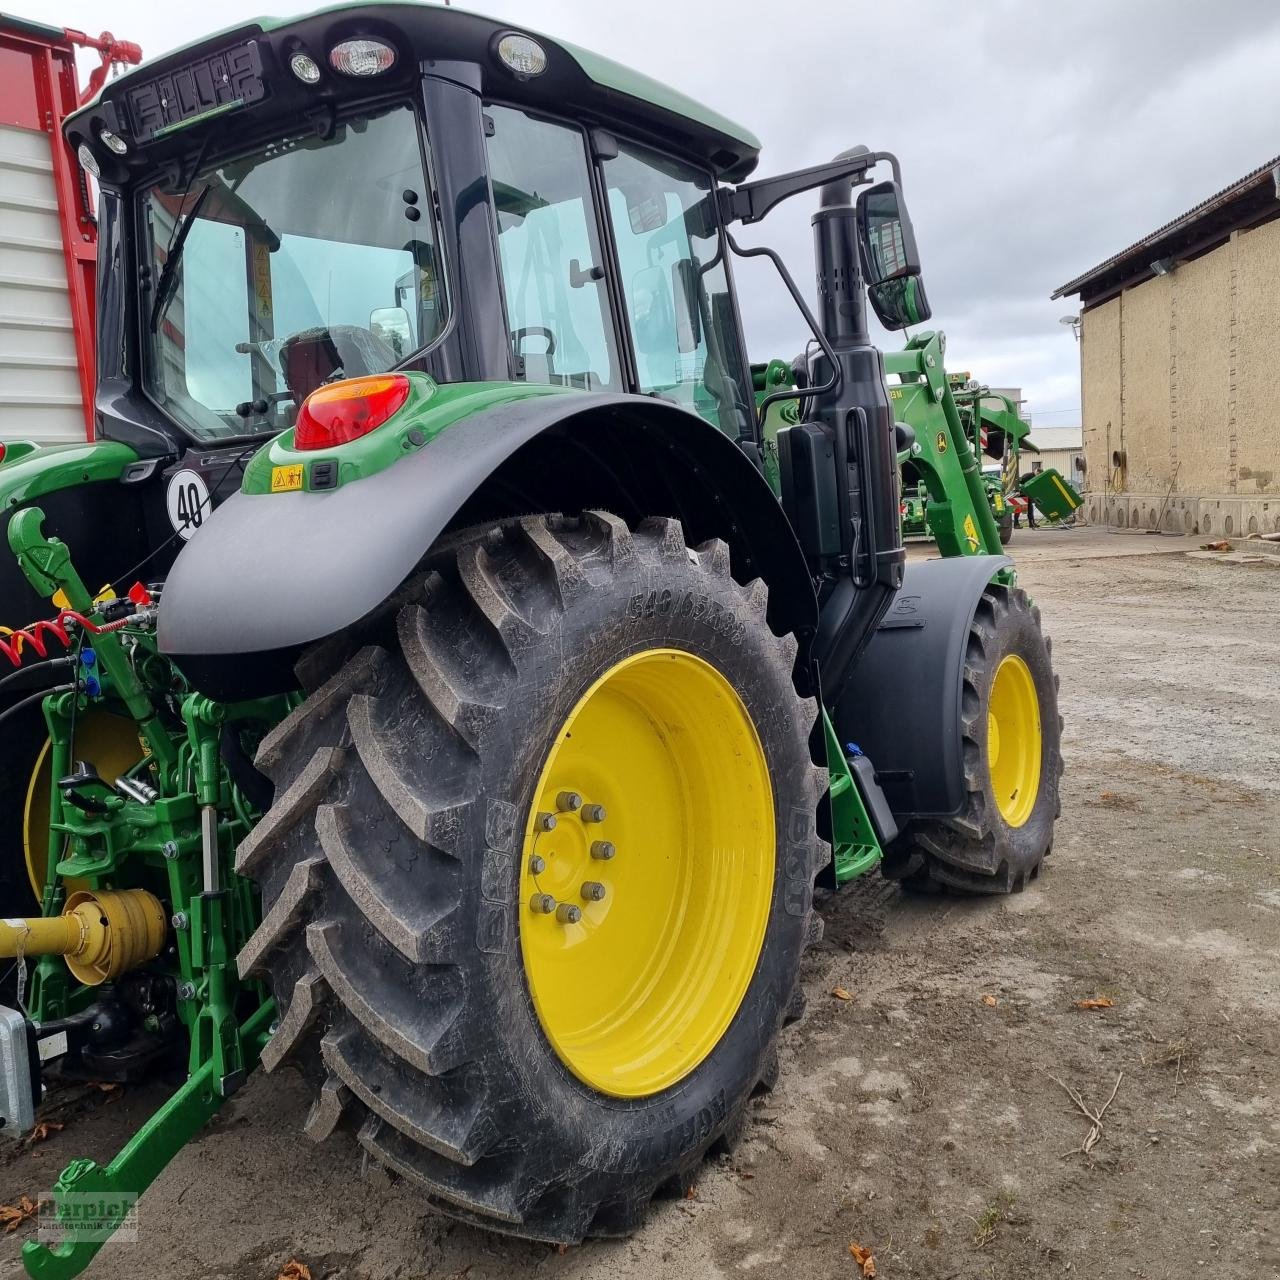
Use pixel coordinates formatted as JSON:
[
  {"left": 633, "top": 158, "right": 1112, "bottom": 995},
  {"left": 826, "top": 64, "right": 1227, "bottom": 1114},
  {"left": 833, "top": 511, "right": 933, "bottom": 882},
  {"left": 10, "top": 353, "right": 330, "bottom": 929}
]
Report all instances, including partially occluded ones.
[
  {"left": 1052, "top": 155, "right": 1280, "bottom": 300},
  {"left": 1026, "top": 426, "right": 1082, "bottom": 451}
]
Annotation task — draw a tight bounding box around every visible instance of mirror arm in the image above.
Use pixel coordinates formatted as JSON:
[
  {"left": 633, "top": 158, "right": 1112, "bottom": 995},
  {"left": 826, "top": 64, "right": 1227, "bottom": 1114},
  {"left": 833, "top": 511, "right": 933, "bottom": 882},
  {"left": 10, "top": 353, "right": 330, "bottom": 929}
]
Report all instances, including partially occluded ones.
[{"left": 719, "top": 149, "right": 898, "bottom": 225}]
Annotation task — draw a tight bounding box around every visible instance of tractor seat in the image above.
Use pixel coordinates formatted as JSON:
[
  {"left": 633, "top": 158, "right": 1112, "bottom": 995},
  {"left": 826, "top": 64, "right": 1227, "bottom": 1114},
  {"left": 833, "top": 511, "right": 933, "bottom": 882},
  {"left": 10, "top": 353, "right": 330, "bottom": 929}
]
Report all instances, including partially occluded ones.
[{"left": 279, "top": 324, "right": 398, "bottom": 404}]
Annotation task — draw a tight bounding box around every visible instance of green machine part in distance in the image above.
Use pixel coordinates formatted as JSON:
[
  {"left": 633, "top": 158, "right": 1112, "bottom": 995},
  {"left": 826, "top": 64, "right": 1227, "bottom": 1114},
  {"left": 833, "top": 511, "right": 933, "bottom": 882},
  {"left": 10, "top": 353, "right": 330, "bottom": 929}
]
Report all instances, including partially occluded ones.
[{"left": 891, "top": 367, "right": 1083, "bottom": 545}]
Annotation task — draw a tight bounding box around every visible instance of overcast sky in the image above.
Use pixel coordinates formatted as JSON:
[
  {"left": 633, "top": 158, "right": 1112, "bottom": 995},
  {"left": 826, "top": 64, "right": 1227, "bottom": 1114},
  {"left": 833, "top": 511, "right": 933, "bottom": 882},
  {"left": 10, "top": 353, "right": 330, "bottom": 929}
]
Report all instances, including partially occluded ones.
[{"left": 54, "top": 0, "right": 1280, "bottom": 425}]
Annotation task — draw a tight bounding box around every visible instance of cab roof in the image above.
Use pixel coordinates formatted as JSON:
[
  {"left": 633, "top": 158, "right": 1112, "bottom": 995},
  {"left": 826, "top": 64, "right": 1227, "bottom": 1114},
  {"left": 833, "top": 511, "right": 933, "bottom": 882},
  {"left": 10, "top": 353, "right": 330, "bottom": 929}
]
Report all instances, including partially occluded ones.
[{"left": 66, "top": 2, "right": 762, "bottom": 181}]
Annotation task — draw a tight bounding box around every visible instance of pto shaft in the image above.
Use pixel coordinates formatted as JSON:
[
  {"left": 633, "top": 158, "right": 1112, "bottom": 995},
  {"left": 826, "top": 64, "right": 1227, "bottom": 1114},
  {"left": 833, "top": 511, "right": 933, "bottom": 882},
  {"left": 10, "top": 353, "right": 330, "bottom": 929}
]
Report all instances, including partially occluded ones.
[{"left": 0, "top": 889, "right": 166, "bottom": 985}]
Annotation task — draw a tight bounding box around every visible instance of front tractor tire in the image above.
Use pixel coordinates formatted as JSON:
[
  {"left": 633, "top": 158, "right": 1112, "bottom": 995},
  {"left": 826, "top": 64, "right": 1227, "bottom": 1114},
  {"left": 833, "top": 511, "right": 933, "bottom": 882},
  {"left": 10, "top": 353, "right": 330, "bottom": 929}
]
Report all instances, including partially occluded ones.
[
  {"left": 236, "top": 512, "right": 824, "bottom": 1241},
  {"left": 882, "top": 583, "right": 1062, "bottom": 894}
]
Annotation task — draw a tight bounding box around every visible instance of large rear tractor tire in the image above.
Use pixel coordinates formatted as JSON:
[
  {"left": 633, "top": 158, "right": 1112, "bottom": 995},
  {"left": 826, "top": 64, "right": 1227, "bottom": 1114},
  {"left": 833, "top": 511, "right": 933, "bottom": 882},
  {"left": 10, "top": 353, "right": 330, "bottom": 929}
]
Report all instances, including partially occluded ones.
[
  {"left": 236, "top": 512, "right": 825, "bottom": 1241},
  {"left": 881, "top": 583, "right": 1061, "bottom": 894}
]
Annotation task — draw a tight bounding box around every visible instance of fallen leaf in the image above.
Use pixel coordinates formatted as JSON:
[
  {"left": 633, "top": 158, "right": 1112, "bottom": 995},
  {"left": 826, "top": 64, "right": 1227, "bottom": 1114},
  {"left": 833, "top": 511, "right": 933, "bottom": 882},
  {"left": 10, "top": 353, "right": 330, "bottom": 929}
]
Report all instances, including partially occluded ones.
[
  {"left": 276, "top": 1262, "right": 312, "bottom": 1280},
  {"left": 982, "top": 994, "right": 998, "bottom": 1007},
  {"left": 684, "top": 1184, "right": 697, "bottom": 1200},
  {"left": 1075, "top": 997, "right": 1114, "bottom": 1010},
  {"left": 556, "top": 1243, "right": 569, "bottom": 1256},
  {"left": 848, "top": 1241, "right": 877, "bottom": 1276},
  {"left": 0, "top": 1196, "right": 38, "bottom": 1234},
  {"left": 24, "top": 1121, "right": 64, "bottom": 1147},
  {"left": 831, "top": 987, "right": 853, "bottom": 1002}
]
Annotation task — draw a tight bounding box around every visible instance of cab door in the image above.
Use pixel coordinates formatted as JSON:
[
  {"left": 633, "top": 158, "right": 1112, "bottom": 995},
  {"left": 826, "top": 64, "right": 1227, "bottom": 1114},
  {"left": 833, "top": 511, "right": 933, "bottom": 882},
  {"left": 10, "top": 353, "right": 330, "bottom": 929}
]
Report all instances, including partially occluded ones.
[
  {"left": 598, "top": 138, "right": 753, "bottom": 440},
  {"left": 484, "top": 104, "right": 622, "bottom": 392}
]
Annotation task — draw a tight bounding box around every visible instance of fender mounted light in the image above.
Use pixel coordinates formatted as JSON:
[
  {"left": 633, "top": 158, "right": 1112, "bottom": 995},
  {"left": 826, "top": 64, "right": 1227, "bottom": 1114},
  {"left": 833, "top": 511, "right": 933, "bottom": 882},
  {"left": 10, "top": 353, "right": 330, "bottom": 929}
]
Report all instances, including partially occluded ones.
[{"left": 294, "top": 374, "right": 411, "bottom": 451}]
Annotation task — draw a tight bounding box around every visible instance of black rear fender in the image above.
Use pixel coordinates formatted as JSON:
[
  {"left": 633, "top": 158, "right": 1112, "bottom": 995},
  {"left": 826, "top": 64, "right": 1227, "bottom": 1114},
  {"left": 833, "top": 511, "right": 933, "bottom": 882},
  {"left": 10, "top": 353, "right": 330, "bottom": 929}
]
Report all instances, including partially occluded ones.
[
  {"left": 832, "top": 555, "right": 1010, "bottom": 821},
  {"left": 159, "top": 394, "right": 816, "bottom": 698}
]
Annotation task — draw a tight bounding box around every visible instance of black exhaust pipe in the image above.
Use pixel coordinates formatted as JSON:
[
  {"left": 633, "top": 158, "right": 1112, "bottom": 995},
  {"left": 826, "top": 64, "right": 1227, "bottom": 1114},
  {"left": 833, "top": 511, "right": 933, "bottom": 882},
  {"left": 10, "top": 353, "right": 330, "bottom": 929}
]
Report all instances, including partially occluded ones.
[{"left": 808, "top": 149, "right": 906, "bottom": 703}]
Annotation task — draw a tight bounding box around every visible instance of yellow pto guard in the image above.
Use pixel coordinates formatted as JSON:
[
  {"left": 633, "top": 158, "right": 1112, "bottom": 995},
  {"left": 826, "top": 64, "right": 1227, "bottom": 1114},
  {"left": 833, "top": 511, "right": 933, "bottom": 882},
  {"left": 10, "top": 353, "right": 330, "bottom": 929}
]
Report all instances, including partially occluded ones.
[{"left": 0, "top": 888, "right": 167, "bottom": 985}]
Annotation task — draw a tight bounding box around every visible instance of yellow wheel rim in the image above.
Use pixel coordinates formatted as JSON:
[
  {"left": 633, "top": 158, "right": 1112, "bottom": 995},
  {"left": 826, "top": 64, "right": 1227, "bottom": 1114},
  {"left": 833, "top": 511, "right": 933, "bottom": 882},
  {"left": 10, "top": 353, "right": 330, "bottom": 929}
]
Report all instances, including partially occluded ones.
[
  {"left": 987, "top": 654, "right": 1041, "bottom": 828},
  {"left": 520, "top": 648, "right": 774, "bottom": 1099},
  {"left": 23, "top": 712, "right": 144, "bottom": 899}
]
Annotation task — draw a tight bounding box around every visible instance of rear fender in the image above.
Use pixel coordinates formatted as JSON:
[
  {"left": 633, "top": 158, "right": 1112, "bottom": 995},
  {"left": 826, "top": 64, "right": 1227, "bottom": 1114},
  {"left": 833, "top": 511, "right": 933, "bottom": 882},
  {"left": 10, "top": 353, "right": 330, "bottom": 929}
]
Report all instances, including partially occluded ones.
[
  {"left": 833, "top": 555, "right": 1009, "bottom": 820},
  {"left": 159, "top": 390, "right": 816, "bottom": 696}
]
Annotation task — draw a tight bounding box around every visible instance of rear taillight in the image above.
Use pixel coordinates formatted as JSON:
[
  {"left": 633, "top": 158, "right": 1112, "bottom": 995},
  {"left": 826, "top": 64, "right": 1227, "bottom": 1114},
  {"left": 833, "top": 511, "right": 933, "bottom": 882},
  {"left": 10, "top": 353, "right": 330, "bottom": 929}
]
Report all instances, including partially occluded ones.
[{"left": 294, "top": 374, "right": 411, "bottom": 451}]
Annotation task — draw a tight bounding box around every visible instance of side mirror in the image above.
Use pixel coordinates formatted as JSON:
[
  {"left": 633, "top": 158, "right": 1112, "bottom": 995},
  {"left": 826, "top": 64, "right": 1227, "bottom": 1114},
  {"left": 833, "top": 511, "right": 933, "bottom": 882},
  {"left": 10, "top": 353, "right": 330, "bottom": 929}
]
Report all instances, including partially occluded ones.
[
  {"left": 856, "top": 179, "right": 932, "bottom": 330},
  {"left": 370, "top": 306, "right": 413, "bottom": 359},
  {"left": 867, "top": 276, "right": 932, "bottom": 331},
  {"left": 855, "top": 180, "right": 922, "bottom": 284}
]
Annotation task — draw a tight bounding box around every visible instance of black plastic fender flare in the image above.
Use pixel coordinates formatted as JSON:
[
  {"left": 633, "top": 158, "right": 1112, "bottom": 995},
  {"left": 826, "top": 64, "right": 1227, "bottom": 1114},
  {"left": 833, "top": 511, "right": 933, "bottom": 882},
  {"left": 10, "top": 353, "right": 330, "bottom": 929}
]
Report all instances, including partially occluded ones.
[
  {"left": 159, "top": 392, "right": 816, "bottom": 668},
  {"left": 831, "top": 554, "right": 1010, "bottom": 821}
]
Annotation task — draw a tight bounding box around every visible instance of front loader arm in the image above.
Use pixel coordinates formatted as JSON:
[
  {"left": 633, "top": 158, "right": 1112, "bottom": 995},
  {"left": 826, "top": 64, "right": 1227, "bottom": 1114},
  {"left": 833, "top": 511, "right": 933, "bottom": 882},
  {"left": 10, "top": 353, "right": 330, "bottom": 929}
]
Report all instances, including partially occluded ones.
[{"left": 884, "top": 332, "right": 1006, "bottom": 559}]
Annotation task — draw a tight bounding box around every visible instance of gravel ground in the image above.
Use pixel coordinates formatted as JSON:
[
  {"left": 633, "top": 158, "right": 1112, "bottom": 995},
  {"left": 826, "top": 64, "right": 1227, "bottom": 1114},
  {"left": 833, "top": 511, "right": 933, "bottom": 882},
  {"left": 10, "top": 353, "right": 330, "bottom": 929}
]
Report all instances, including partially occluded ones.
[{"left": 3, "top": 524, "right": 1277, "bottom": 1280}]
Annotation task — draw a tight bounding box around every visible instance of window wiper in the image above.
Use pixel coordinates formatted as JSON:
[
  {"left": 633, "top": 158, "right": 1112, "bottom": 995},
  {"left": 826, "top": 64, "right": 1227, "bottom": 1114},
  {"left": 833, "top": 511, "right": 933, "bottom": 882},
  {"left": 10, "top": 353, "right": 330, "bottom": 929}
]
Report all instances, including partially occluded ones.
[{"left": 149, "top": 184, "right": 212, "bottom": 333}]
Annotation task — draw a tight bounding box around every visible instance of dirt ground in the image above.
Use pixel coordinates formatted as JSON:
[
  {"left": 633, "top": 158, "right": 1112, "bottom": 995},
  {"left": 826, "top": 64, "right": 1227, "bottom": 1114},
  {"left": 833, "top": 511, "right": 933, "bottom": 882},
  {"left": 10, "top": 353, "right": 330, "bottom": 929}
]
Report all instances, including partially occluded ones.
[{"left": 3, "top": 524, "right": 1278, "bottom": 1280}]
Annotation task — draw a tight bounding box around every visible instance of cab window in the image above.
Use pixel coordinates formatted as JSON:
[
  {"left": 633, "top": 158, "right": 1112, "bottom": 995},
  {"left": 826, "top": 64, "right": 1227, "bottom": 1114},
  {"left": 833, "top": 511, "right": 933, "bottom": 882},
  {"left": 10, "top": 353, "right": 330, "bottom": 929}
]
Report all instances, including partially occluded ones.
[
  {"left": 141, "top": 104, "right": 444, "bottom": 440},
  {"left": 485, "top": 105, "right": 620, "bottom": 390},
  {"left": 602, "top": 141, "right": 751, "bottom": 438}
]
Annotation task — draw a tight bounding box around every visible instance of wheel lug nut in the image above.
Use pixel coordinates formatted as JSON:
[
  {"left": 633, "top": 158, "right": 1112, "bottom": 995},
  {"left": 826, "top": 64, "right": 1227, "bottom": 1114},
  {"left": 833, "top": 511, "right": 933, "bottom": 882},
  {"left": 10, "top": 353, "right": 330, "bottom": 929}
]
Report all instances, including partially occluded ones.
[
  {"left": 536, "top": 811, "right": 557, "bottom": 832},
  {"left": 581, "top": 803, "right": 607, "bottom": 823},
  {"left": 581, "top": 881, "right": 606, "bottom": 902},
  {"left": 555, "top": 903, "right": 582, "bottom": 925},
  {"left": 528, "top": 854, "right": 546, "bottom": 875},
  {"left": 529, "top": 893, "right": 556, "bottom": 914},
  {"left": 556, "top": 790, "right": 583, "bottom": 812},
  {"left": 590, "top": 840, "right": 616, "bottom": 860}
]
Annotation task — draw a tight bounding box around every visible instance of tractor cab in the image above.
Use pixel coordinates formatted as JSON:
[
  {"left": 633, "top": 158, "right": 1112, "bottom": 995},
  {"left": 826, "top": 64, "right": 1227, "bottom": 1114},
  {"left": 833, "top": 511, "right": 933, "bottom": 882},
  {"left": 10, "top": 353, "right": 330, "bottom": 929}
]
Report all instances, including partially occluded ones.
[
  {"left": 56, "top": 3, "right": 937, "bottom": 689},
  {"left": 64, "top": 7, "right": 763, "bottom": 462}
]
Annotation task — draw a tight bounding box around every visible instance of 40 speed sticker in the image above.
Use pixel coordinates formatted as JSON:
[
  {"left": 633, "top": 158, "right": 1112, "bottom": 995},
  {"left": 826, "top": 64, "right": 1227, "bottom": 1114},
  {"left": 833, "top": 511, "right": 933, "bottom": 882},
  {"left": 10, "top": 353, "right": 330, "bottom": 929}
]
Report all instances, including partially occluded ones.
[{"left": 165, "top": 469, "right": 211, "bottom": 541}]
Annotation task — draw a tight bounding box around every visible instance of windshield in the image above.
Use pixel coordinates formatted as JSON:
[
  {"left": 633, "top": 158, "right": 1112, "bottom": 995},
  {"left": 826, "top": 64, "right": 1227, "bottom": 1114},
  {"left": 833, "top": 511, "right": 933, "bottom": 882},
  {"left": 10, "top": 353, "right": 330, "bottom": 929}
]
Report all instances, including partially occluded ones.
[{"left": 141, "top": 104, "right": 446, "bottom": 441}]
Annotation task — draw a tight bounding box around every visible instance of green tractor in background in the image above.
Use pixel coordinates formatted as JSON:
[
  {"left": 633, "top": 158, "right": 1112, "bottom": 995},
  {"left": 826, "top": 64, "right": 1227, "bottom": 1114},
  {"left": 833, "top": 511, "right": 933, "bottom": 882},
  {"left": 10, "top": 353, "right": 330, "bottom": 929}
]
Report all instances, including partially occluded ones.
[{"left": 0, "top": 8, "right": 1063, "bottom": 1276}]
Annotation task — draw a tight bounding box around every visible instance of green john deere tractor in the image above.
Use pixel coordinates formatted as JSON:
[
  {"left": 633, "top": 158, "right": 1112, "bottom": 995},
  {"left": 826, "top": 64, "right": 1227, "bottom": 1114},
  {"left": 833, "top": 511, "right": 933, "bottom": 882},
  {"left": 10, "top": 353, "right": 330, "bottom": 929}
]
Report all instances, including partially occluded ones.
[{"left": 0, "top": 8, "right": 1062, "bottom": 1275}]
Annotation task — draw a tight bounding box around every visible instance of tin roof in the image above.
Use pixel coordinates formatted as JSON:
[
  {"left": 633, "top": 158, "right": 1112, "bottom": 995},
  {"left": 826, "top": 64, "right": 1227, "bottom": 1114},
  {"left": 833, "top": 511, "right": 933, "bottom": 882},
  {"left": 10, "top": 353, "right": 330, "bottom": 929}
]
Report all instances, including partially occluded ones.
[{"left": 1052, "top": 156, "right": 1280, "bottom": 304}]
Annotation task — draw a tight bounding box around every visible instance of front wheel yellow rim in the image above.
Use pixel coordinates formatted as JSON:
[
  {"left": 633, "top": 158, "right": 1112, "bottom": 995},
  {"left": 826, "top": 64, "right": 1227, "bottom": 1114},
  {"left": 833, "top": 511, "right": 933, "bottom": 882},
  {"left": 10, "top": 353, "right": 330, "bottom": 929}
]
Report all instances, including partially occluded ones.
[
  {"left": 987, "top": 653, "right": 1042, "bottom": 828},
  {"left": 520, "top": 648, "right": 775, "bottom": 1099}
]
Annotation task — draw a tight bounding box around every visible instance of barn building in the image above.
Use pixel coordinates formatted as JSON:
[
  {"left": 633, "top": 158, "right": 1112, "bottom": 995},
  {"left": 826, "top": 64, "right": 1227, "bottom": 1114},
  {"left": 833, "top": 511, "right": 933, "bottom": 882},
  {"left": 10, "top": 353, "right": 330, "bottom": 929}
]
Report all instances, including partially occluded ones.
[{"left": 1053, "top": 158, "right": 1280, "bottom": 536}]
